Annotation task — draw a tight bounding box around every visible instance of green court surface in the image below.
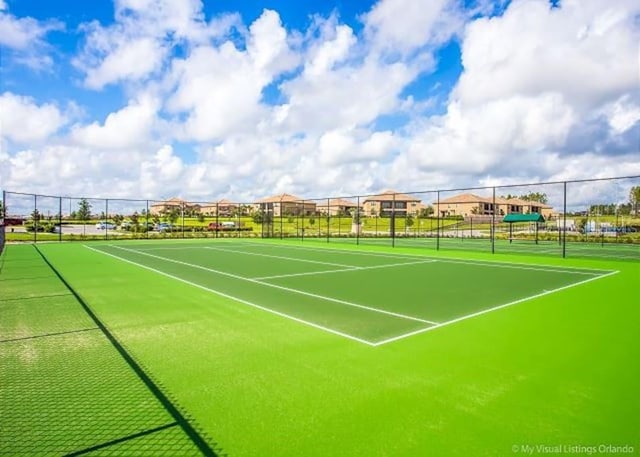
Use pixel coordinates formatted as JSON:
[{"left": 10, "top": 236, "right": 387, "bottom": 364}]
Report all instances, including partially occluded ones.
[{"left": 1, "top": 239, "right": 638, "bottom": 456}]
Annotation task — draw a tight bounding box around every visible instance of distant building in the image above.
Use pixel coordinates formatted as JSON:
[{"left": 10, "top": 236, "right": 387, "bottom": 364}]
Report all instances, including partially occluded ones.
[
  {"left": 256, "top": 193, "right": 316, "bottom": 217},
  {"left": 362, "top": 190, "right": 422, "bottom": 217},
  {"left": 434, "top": 193, "right": 553, "bottom": 218},
  {"left": 199, "top": 199, "right": 238, "bottom": 217},
  {"left": 149, "top": 197, "right": 200, "bottom": 215},
  {"left": 316, "top": 198, "right": 361, "bottom": 216}
]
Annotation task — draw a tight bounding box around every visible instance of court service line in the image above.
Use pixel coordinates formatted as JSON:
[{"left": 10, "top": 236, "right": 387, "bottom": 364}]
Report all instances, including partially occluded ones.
[
  {"left": 253, "top": 259, "right": 437, "bottom": 280},
  {"left": 84, "top": 245, "right": 377, "bottom": 346},
  {"left": 371, "top": 270, "right": 620, "bottom": 347},
  {"left": 236, "top": 243, "right": 612, "bottom": 275},
  {"left": 203, "top": 246, "right": 357, "bottom": 268},
  {"left": 107, "top": 245, "right": 439, "bottom": 326}
]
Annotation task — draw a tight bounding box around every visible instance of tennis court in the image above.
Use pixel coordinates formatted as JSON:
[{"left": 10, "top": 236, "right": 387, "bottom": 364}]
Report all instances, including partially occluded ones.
[
  {"left": 1, "top": 239, "right": 638, "bottom": 456},
  {"left": 88, "top": 241, "right": 616, "bottom": 346}
]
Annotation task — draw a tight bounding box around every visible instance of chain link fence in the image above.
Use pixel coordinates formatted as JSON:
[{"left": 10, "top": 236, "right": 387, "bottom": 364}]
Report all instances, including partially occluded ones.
[{"left": 2, "top": 175, "right": 639, "bottom": 260}]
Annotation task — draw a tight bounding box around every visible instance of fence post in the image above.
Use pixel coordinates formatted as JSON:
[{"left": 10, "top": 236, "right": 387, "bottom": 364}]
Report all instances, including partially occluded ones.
[
  {"left": 326, "top": 198, "right": 330, "bottom": 243},
  {"left": 146, "top": 200, "right": 149, "bottom": 240},
  {"left": 301, "top": 200, "right": 305, "bottom": 242},
  {"left": 216, "top": 203, "right": 219, "bottom": 239},
  {"left": 105, "top": 199, "right": 109, "bottom": 240},
  {"left": 563, "top": 182, "right": 567, "bottom": 258},
  {"left": 58, "top": 196, "right": 62, "bottom": 243},
  {"left": 181, "top": 202, "right": 185, "bottom": 239},
  {"left": 356, "top": 196, "right": 360, "bottom": 245},
  {"left": 391, "top": 193, "right": 396, "bottom": 248},
  {"left": 34, "top": 194, "right": 37, "bottom": 244},
  {"left": 436, "top": 191, "right": 440, "bottom": 251},
  {"left": 491, "top": 187, "right": 496, "bottom": 254}
]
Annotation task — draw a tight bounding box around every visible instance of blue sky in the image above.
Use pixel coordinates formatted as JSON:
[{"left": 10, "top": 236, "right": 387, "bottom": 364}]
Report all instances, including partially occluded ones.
[{"left": 0, "top": 0, "right": 638, "bottom": 206}]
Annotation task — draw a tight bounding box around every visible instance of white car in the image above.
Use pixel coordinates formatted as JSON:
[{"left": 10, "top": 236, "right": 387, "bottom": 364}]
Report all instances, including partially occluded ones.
[{"left": 95, "top": 221, "right": 117, "bottom": 230}]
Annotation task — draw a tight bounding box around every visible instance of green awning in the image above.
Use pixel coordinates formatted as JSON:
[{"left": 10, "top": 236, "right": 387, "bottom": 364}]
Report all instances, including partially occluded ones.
[{"left": 502, "top": 212, "right": 545, "bottom": 223}]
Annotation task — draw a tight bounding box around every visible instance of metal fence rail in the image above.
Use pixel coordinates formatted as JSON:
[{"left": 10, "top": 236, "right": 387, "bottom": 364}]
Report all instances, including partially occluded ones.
[{"left": 2, "top": 175, "right": 639, "bottom": 260}]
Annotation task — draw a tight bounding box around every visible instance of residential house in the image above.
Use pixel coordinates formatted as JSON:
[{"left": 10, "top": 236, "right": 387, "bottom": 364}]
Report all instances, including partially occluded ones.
[
  {"left": 149, "top": 197, "right": 200, "bottom": 215},
  {"left": 316, "top": 198, "right": 361, "bottom": 216},
  {"left": 362, "top": 190, "right": 422, "bottom": 217},
  {"left": 434, "top": 193, "right": 553, "bottom": 218},
  {"left": 256, "top": 193, "right": 316, "bottom": 217},
  {"left": 199, "top": 199, "right": 238, "bottom": 217}
]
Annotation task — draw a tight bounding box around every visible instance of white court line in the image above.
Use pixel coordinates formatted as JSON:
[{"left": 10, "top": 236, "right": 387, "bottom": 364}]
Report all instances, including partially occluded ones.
[
  {"left": 204, "top": 246, "right": 356, "bottom": 268},
  {"left": 253, "top": 259, "right": 437, "bottom": 280},
  {"left": 84, "top": 245, "right": 376, "bottom": 346},
  {"left": 234, "top": 242, "right": 613, "bottom": 275},
  {"left": 107, "top": 245, "right": 439, "bottom": 325},
  {"left": 371, "top": 270, "right": 620, "bottom": 346}
]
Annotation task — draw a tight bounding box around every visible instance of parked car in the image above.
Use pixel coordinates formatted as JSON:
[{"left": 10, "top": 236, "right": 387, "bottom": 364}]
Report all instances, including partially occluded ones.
[
  {"left": 156, "top": 222, "right": 174, "bottom": 232},
  {"left": 208, "top": 221, "right": 237, "bottom": 231},
  {"left": 95, "top": 221, "right": 117, "bottom": 230}
]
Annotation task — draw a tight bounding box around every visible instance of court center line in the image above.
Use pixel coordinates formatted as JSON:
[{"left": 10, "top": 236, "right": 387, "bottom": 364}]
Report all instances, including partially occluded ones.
[
  {"left": 253, "top": 260, "right": 437, "bottom": 280},
  {"left": 108, "top": 245, "right": 439, "bottom": 326},
  {"left": 84, "top": 245, "right": 376, "bottom": 346},
  {"left": 371, "top": 270, "right": 620, "bottom": 347},
  {"left": 234, "top": 242, "right": 612, "bottom": 275}
]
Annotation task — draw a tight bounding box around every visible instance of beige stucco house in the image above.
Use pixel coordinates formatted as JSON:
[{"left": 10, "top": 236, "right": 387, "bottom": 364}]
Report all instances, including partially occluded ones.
[
  {"left": 149, "top": 197, "right": 200, "bottom": 215},
  {"left": 434, "top": 193, "right": 553, "bottom": 218},
  {"left": 199, "top": 199, "right": 238, "bottom": 217},
  {"left": 256, "top": 193, "right": 317, "bottom": 217},
  {"left": 316, "top": 198, "right": 361, "bottom": 216},
  {"left": 362, "top": 190, "right": 422, "bottom": 217}
]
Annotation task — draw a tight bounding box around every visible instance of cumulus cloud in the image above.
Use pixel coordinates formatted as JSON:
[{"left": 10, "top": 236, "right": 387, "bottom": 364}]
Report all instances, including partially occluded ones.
[
  {"left": 70, "top": 95, "right": 159, "bottom": 149},
  {"left": 2, "top": 0, "right": 638, "bottom": 207},
  {"left": 0, "top": 92, "right": 68, "bottom": 143},
  {"left": 0, "top": 4, "right": 63, "bottom": 68}
]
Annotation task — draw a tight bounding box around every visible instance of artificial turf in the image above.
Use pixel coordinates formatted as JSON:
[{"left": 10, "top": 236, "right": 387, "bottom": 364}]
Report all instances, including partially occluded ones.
[{"left": 1, "top": 240, "right": 638, "bottom": 456}]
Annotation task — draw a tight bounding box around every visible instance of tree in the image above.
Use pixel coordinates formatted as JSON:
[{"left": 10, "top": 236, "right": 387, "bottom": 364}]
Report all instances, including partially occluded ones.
[
  {"left": 130, "top": 211, "right": 140, "bottom": 231},
  {"left": 167, "top": 207, "right": 180, "bottom": 225},
  {"left": 113, "top": 214, "right": 124, "bottom": 226},
  {"left": 197, "top": 213, "right": 205, "bottom": 223},
  {"left": 418, "top": 206, "right": 434, "bottom": 218},
  {"left": 519, "top": 192, "right": 548, "bottom": 204},
  {"left": 77, "top": 198, "right": 92, "bottom": 223},
  {"left": 31, "top": 209, "right": 42, "bottom": 222},
  {"left": 406, "top": 215, "right": 414, "bottom": 228},
  {"left": 630, "top": 186, "right": 640, "bottom": 215},
  {"left": 308, "top": 217, "right": 316, "bottom": 226}
]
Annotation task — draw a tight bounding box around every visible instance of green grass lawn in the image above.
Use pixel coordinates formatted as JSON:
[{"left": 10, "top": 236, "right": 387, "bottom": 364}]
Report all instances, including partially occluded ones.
[{"left": 1, "top": 239, "right": 638, "bottom": 456}]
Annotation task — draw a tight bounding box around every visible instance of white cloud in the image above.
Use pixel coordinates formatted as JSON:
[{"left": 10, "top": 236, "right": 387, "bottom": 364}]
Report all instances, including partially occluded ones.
[
  {"left": 166, "top": 9, "right": 298, "bottom": 141},
  {"left": 83, "top": 37, "right": 166, "bottom": 90},
  {"left": 70, "top": 95, "right": 159, "bottom": 149},
  {"left": 0, "top": 6, "right": 63, "bottom": 68},
  {"left": 364, "top": 0, "right": 463, "bottom": 54},
  {"left": 0, "top": 92, "right": 67, "bottom": 143},
  {"left": 455, "top": 0, "right": 640, "bottom": 109},
  {"left": 74, "top": 0, "right": 241, "bottom": 89}
]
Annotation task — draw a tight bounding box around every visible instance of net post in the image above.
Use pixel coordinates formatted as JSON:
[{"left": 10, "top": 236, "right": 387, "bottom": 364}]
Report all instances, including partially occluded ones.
[{"left": 562, "top": 181, "right": 567, "bottom": 258}]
